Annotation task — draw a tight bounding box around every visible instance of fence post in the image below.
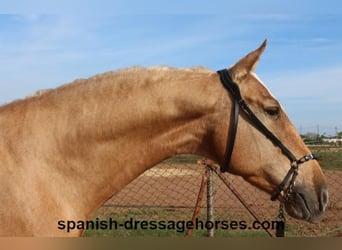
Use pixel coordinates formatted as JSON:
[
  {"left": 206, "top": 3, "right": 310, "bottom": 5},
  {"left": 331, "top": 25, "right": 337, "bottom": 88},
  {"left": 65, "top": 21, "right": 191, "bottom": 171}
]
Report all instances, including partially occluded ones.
[
  {"left": 204, "top": 159, "right": 275, "bottom": 237},
  {"left": 185, "top": 167, "right": 208, "bottom": 237},
  {"left": 206, "top": 166, "right": 214, "bottom": 237}
]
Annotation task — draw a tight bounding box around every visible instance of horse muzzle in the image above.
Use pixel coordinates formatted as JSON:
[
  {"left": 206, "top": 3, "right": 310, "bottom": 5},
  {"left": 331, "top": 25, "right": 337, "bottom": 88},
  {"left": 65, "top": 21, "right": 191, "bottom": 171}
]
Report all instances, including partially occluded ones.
[{"left": 284, "top": 185, "right": 328, "bottom": 223}]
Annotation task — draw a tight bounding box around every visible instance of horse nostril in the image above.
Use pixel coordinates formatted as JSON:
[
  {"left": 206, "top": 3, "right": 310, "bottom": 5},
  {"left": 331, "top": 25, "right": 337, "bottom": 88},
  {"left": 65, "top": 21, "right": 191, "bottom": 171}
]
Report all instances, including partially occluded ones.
[{"left": 320, "top": 189, "right": 329, "bottom": 212}]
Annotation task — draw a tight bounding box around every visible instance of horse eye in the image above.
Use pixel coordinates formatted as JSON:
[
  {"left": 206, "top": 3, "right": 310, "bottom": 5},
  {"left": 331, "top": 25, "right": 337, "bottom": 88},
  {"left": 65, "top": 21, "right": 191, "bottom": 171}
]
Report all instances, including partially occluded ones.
[{"left": 265, "top": 107, "right": 280, "bottom": 117}]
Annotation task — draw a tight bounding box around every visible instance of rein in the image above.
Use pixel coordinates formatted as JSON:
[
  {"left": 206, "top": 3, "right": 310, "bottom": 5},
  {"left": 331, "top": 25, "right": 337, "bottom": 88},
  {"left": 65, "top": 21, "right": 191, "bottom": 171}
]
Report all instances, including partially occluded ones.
[{"left": 217, "top": 69, "right": 317, "bottom": 234}]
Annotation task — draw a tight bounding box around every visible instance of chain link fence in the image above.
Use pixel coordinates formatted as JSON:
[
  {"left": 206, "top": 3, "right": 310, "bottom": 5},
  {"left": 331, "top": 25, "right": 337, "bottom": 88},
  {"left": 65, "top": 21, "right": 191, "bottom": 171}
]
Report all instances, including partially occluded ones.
[{"left": 90, "top": 153, "right": 341, "bottom": 237}]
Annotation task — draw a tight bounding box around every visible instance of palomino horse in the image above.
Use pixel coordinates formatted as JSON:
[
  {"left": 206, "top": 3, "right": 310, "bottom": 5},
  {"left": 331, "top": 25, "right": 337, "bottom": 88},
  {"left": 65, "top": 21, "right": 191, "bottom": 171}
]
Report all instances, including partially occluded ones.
[{"left": 0, "top": 40, "right": 328, "bottom": 236}]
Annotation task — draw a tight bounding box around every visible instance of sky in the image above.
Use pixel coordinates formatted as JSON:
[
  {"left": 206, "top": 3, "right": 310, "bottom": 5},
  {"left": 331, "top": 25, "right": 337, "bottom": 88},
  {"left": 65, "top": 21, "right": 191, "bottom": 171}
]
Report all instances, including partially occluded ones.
[{"left": 0, "top": 1, "right": 341, "bottom": 135}]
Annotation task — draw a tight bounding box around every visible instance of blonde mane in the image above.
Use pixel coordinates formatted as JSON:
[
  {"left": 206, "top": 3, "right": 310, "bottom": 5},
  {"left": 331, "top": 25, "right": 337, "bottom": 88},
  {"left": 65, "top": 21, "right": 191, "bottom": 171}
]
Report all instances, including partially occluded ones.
[
  {"left": 1, "top": 66, "right": 213, "bottom": 110},
  {"left": 62, "top": 66, "right": 213, "bottom": 92}
]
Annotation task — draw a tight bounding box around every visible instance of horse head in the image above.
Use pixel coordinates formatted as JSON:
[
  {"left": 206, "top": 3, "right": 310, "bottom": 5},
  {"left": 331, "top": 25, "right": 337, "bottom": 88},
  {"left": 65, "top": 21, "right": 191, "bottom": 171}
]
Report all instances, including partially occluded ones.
[{"left": 211, "top": 40, "right": 328, "bottom": 222}]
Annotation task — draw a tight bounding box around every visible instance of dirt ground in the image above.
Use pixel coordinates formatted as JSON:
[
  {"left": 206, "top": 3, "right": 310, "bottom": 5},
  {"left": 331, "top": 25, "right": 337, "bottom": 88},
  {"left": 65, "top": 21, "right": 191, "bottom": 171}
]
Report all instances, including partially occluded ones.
[{"left": 98, "top": 164, "right": 342, "bottom": 236}]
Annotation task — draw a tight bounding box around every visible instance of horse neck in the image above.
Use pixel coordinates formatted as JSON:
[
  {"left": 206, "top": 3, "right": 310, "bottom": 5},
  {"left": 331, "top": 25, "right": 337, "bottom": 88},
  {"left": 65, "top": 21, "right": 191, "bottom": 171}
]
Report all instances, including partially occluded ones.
[{"left": 2, "top": 68, "right": 224, "bottom": 220}]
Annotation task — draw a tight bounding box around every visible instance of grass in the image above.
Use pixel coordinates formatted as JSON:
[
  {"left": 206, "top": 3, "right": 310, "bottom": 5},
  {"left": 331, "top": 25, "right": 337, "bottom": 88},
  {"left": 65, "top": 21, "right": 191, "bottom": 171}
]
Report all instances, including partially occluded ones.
[
  {"left": 163, "top": 148, "right": 341, "bottom": 171},
  {"left": 84, "top": 219, "right": 269, "bottom": 237},
  {"left": 84, "top": 209, "right": 275, "bottom": 237},
  {"left": 162, "top": 154, "right": 202, "bottom": 165},
  {"left": 84, "top": 206, "right": 335, "bottom": 237},
  {"left": 310, "top": 149, "right": 342, "bottom": 171}
]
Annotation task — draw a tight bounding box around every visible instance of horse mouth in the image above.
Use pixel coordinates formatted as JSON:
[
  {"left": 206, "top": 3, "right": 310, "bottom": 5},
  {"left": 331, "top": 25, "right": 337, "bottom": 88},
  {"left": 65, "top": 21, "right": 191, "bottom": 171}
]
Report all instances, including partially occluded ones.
[{"left": 284, "top": 192, "right": 311, "bottom": 221}]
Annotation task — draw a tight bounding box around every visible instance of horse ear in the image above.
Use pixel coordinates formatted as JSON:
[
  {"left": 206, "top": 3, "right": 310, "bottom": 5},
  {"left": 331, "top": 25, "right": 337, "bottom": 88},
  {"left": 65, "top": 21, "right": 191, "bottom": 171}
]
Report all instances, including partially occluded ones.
[{"left": 228, "top": 39, "right": 267, "bottom": 82}]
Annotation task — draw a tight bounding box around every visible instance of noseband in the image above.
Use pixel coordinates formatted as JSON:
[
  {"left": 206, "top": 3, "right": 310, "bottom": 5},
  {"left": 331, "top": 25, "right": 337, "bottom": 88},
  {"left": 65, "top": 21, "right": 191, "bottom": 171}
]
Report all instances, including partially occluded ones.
[{"left": 217, "top": 69, "right": 317, "bottom": 201}]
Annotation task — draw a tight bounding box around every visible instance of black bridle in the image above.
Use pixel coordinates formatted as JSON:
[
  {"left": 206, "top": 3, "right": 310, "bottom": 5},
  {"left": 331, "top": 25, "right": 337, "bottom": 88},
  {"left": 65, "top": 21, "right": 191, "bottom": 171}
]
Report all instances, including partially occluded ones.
[{"left": 217, "top": 69, "right": 317, "bottom": 201}]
